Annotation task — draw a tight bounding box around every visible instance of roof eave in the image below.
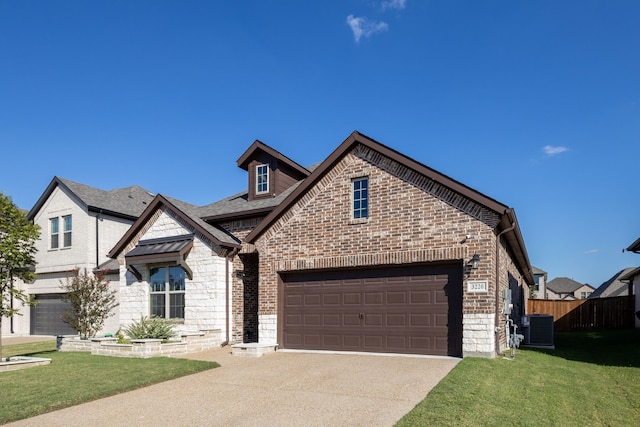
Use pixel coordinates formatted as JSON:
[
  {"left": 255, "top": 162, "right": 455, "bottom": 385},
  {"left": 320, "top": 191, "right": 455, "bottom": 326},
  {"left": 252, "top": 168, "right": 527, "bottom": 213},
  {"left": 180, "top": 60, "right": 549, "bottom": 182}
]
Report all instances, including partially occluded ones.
[
  {"left": 237, "top": 140, "right": 310, "bottom": 177},
  {"left": 626, "top": 237, "right": 640, "bottom": 253},
  {"left": 246, "top": 130, "right": 512, "bottom": 244},
  {"left": 202, "top": 207, "right": 275, "bottom": 223},
  {"left": 107, "top": 195, "right": 240, "bottom": 259},
  {"left": 27, "top": 176, "right": 88, "bottom": 220}
]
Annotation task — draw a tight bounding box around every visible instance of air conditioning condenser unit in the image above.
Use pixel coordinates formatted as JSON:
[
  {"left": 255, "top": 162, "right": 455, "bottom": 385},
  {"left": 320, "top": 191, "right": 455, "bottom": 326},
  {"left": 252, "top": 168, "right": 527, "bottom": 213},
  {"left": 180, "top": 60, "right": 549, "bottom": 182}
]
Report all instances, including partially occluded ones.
[{"left": 522, "top": 314, "right": 554, "bottom": 348}]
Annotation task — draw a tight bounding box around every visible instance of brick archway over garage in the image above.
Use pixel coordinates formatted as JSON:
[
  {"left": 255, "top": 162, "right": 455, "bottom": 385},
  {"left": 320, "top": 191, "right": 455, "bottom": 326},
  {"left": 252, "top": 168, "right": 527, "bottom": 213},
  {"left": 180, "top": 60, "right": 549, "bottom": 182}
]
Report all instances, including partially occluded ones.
[{"left": 279, "top": 262, "right": 463, "bottom": 357}]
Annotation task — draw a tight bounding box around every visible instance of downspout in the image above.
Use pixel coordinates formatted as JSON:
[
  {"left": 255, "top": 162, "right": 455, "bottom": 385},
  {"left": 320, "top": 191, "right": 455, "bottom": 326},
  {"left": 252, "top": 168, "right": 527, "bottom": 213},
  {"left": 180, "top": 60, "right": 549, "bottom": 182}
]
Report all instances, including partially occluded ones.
[
  {"left": 495, "top": 215, "right": 515, "bottom": 357},
  {"left": 10, "top": 270, "right": 14, "bottom": 334},
  {"left": 95, "top": 210, "right": 102, "bottom": 269},
  {"left": 225, "top": 255, "right": 230, "bottom": 345}
]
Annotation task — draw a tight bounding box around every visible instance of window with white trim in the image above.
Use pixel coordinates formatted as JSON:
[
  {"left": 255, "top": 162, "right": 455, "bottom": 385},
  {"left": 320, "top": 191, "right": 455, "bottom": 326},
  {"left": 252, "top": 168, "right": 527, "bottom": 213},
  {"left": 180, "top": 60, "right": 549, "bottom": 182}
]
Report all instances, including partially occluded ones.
[
  {"left": 256, "top": 164, "right": 269, "bottom": 194},
  {"left": 150, "top": 266, "right": 185, "bottom": 319},
  {"left": 50, "top": 217, "right": 59, "bottom": 249},
  {"left": 353, "top": 177, "right": 369, "bottom": 219},
  {"left": 63, "top": 215, "right": 72, "bottom": 247}
]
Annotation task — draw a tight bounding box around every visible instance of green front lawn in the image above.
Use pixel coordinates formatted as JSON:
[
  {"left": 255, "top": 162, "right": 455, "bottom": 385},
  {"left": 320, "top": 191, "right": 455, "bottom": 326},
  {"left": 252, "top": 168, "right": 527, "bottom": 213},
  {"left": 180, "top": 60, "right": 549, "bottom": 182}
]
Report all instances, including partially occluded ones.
[
  {"left": 0, "top": 342, "right": 218, "bottom": 424},
  {"left": 397, "top": 329, "right": 640, "bottom": 426}
]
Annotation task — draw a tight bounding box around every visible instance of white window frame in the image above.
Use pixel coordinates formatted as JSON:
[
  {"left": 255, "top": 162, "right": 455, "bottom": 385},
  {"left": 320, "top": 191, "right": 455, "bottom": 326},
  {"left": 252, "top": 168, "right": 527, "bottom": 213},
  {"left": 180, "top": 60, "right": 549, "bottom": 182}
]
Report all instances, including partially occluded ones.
[
  {"left": 256, "top": 164, "right": 269, "bottom": 194},
  {"left": 352, "top": 177, "right": 369, "bottom": 220},
  {"left": 62, "top": 214, "right": 72, "bottom": 247},
  {"left": 50, "top": 217, "right": 59, "bottom": 249},
  {"left": 149, "top": 265, "right": 186, "bottom": 320}
]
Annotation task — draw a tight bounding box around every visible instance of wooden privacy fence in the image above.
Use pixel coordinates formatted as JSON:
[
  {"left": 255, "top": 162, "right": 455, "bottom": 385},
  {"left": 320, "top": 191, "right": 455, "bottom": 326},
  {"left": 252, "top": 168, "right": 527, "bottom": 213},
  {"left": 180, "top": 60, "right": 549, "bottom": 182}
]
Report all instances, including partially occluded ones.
[{"left": 527, "top": 296, "right": 635, "bottom": 332}]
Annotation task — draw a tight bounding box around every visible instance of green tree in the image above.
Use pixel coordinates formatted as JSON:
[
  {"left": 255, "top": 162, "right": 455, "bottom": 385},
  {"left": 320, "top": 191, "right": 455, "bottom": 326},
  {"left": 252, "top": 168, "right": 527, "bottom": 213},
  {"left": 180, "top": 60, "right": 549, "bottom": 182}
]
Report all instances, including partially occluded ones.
[
  {"left": 61, "top": 269, "right": 119, "bottom": 339},
  {"left": 0, "top": 192, "right": 40, "bottom": 359}
]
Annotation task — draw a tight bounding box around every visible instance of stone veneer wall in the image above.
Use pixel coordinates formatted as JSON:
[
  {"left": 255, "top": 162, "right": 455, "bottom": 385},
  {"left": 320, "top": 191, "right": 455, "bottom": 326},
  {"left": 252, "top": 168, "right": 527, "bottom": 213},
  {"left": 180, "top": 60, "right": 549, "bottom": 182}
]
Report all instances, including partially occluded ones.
[
  {"left": 254, "top": 145, "right": 505, "bottom": 356},
  {"left": 116, "top": 208, "right": 228, "bottom": 336}
]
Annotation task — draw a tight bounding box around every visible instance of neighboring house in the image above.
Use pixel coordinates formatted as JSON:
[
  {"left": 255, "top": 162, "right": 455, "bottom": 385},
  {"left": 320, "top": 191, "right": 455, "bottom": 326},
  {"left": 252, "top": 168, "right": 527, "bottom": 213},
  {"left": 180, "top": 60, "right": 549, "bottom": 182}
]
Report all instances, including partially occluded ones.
[
  {"left": 588, "top": 268, "right": 635, "bottom": 299},
  {"left": 108, "top": 131, "right": 534, "bottom": 358},
  {"left": 1, "top": 177, "right": 154, "bottom": 337},
  {"left": 531, "top": 266, "right": 548, "bottom": 299},
  {"left": 546, "top": 277, "right": 595, "bottom": 300},
  {"left": 623, "top": 238, "right": 640, "bottom": 328}
]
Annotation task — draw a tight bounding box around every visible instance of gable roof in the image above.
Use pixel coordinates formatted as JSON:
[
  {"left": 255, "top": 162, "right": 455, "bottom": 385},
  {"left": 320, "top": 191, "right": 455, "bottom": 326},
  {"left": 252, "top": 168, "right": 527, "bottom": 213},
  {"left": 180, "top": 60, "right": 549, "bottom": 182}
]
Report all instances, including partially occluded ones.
[
  {"left": 107, "top": 194, "right": 240, "bottom": 259},
  {"left": 237, "top": 140, "right": 311, "bottom": 176},
  {"left": 28, "top": 176, "right": 154, "bottom": 221},
  {"left": 244, "top": 130, "right": 534, "bottom": 285},
  {"left": 546, "top": 277, "right": 589, "bottom": 294},
  {"left": 589, "top": 268, "right": 635, "bottom": 298},
  {"left": 626, "top": 237, "right": 640, "bottom": 253},
  {"left": 532, "top": 266, "right": 547, "bottom": 275}
]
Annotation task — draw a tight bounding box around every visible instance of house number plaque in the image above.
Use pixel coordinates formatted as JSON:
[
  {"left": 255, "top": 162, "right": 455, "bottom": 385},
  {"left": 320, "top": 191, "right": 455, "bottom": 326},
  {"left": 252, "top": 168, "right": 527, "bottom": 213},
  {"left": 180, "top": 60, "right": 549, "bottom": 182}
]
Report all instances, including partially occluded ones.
[{"left": 467, "top": 280, "right": 488, "bottom": 293}]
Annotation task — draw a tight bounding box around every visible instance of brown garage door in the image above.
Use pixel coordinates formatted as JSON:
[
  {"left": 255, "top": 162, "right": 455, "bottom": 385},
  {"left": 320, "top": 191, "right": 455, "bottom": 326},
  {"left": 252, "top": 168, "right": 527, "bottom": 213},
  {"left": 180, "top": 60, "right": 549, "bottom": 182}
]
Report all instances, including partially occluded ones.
[{"left": 280, "top": 263, "right": 463, "bottom": 356}]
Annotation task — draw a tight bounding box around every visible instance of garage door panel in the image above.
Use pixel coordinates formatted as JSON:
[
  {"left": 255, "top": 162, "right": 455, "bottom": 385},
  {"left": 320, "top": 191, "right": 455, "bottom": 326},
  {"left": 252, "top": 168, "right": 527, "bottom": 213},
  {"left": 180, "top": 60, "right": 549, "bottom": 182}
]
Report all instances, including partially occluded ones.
[
  {"left": 305, "top": 294, "right": 323, "bottom": 306},
  {"left": 364, "top": 313, "right": 383, "bottom": 326},
  {"left": 323, "top": 314, "right": 341, "bottom": 326},
  {"left": 30, "top": 294, "right": 76, "bottom": 336},
  {"left": 281, "top": 263, "right": 462, "bottom": 356},
  {"left": 364, "top": 292, "right": 383, "bottom": 305},
  {"left": 434, "top": 313, "right": 449, "bottom": 328},
  {"left": 286, "top": 294, "right": 303, "bottom": 307},
  {"left": 410, "top": 290, "right": 431, "bottom": 304},
  {"left": 343, "top": 313, "right": 361, "bottom": 326},
  {"left": 286, "top": 314, "right": 303, "bottom": 327},
  {"left": 304, "top": 314, "right": 322, "bottom": 326},
  {"left": 285, "top": 333, "right": 302, "bottom": 346},
  {"left": 323, "top": 293, "right": 341, "bottom": 305},
  {"left": 410, "top": 313, "right": 430, "bottom": 327},
  {"left": 386, "top": 291, "right": 407, "bottom": 304},
  {"left": 387, "top": 313, "right": 407, "bottom": 327},
  {"left": 411, "top": 336, "right": 432, "bottom": 351},
  {"left": 343, "top": 293, "right": 361, "bottom": 305}
]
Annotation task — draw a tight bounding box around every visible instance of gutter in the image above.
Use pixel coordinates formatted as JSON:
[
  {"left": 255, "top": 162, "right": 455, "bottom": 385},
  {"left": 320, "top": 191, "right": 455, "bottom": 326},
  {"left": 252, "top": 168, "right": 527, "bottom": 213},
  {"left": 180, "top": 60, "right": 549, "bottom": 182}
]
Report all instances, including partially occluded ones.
[{"left": 495, "top": 213, "right": 516, "bottom": 357}]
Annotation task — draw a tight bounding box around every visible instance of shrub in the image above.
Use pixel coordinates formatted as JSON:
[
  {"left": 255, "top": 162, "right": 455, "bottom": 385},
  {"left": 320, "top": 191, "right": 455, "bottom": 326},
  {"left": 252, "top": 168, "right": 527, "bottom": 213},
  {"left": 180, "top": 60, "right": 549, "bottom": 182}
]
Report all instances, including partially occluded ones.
[
  {"left": 61, "top": 269, "right": 118, "bottom": 340},
  {"left": 124, "top": 316, "right": 176, "bottom": 341}
]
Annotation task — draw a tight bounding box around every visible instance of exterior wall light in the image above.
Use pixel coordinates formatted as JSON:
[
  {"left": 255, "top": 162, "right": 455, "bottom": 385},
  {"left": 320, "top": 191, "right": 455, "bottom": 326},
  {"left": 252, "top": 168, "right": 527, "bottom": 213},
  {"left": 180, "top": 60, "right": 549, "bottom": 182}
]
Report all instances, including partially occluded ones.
[{"left": 471, "top": 254, "right": 480, "bottom": 269}]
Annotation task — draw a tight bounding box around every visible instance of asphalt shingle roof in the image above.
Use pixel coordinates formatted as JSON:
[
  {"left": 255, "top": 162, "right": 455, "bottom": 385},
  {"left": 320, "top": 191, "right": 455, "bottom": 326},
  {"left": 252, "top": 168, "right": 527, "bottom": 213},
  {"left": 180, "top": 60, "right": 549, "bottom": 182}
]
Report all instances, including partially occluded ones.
[
  {"left": 546, "top": 277, "right": 586, "bottom": 294},
  {"left": 199, "top": 183, "right": 301, "bottom": 220},
  {"left": 58, "top": 177, "right": 154, "bottom": 218},
  {"left": 161, "top": 195, "right": 241, "bottom": 247},
  {"left": 589, "top": 267, "right": 635, "bottom": 298}
]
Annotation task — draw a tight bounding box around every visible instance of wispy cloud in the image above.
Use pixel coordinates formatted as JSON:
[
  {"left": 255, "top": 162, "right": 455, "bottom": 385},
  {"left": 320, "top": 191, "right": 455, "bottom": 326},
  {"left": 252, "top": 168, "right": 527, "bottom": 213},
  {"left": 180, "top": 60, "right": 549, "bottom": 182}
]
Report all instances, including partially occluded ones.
[
  {"left": 543, "top": 145, "right": 569, "bottom": 156},
  {"left": 584, "top": 249, "right": 599, "bottom": 254},
  {"left": 346, "top": 15, "right": 388, "bottom": 43},
  {"left": 382, "top": 0, "right": 407, "bottom": 11}
]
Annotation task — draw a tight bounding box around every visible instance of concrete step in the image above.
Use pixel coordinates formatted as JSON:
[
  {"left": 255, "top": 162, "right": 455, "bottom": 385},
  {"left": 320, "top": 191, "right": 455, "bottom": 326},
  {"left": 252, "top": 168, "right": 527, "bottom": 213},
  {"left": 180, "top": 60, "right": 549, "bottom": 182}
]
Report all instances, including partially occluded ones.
[{"left": 231, "top": 342, "right": 278, "bottom": 357}]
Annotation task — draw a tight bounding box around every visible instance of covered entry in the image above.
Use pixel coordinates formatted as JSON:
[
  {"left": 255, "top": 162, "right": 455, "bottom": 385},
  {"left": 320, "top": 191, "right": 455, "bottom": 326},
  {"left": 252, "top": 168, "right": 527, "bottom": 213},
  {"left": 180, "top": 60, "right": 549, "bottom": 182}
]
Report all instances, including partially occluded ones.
[{"left": 280, "top": 263, "right": 463, "bottom": 356}]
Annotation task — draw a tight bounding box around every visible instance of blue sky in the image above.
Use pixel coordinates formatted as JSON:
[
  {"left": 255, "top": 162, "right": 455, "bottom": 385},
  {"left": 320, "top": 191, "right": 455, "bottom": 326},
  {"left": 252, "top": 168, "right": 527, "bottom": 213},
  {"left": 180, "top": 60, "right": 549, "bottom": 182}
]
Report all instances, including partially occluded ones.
[{"left": 1, "top": 1, "right": 639, "bottom": 287}]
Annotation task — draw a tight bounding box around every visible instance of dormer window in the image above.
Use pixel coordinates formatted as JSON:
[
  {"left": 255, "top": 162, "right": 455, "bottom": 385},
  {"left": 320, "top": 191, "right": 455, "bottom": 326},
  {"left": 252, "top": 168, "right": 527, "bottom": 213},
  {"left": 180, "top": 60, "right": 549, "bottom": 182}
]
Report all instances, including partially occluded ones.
[{"left": 256, "top": 164, "right": 269, "bottom": 194}]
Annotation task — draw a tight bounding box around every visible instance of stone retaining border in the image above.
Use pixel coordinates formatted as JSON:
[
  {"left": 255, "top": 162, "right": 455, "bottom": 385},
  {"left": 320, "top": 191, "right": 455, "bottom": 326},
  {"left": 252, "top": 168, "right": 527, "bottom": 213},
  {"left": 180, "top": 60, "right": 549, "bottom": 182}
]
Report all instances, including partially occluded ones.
[{"left": 57, "top": 329, "right": 224, "bottom": 358}]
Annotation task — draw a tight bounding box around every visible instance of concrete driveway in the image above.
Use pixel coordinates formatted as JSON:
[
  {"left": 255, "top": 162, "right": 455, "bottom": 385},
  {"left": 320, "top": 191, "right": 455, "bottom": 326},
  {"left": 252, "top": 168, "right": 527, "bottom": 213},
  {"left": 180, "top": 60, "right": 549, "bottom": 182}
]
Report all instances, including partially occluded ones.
[{"left": 7, "top": 347, "right": 459, "bottom": 427}]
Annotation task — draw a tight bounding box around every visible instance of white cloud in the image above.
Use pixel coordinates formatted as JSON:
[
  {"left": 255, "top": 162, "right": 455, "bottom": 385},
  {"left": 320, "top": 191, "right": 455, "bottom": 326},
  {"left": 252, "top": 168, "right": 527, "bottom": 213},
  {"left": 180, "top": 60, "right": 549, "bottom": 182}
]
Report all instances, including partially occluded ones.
[
  {"left": 584, "top": 249, "right": 599, "bottom": 254},
  {"left": 382, "top": 0, "right": 407, "bottom": 11},
  {"left": 346, "top": 15, "right": 388, "bottom": 43},
  {"left": 543, "top": 145, "right": 569, "bottom": 156}
]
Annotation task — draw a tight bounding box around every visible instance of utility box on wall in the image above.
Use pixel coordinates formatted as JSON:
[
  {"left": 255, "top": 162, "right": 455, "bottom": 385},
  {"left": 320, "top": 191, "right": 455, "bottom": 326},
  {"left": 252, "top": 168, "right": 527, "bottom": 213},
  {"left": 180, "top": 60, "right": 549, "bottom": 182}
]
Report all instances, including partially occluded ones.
[{"left": 522, "top": 314, "right": 554, "bottom": 348}]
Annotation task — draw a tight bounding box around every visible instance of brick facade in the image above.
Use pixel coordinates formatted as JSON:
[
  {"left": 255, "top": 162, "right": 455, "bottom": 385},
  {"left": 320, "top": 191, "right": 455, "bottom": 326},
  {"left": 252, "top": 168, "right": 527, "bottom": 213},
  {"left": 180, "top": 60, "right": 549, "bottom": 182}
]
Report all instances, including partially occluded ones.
[
  {"left": 218, "top": 218, "right": 263, "bottom": 343},
  {"left": 253, "top": 144, "right": 527, "bottom": 356}
]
